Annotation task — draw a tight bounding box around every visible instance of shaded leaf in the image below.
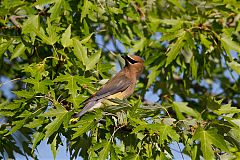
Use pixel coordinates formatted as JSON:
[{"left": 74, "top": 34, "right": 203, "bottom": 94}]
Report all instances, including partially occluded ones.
[
  {"left": 173, "top": 102, "right": 200, "bottom": 120},
  {"left": 165, "top": 31, "right": 186, "bottom": 66},
  {"left": 99, "top": 140, "right": 111, "bottom": 160},
  {"left": 44, "top": 111, "right": 68, "bottom": 138},
  {"left": 0, "top": 39, "right": 12, "bottom": 58},
  {"left": 11, "top": 42, "right": 26, "bottom": 60}
]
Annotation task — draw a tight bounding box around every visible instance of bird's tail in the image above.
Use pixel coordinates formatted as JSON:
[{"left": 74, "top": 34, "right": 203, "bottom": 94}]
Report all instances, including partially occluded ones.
[{"left": 73, "top": 100, "right": 100, "bottom": 118}]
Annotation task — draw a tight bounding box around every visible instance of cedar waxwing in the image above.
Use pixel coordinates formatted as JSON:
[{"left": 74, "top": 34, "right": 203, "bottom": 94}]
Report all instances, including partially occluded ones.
[{"left": 73, "top": 55, "right": 144, "bottom": 118}]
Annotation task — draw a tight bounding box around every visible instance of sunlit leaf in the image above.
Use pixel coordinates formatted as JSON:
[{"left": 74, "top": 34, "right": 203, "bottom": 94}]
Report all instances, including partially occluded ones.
[
  {"left": 193, "top": 128, "right": 229, "bottom": 160},
  {"left": 228, "top": 61, "right": 240, "bottom": 74},
  {"left": 131, "top": 38, "right": 146, "bottom": 53},
  {"left": 214, "top": 104, "right": 240, "bottom": 115},
  {"left": 73, "top": 38, "right": 88, "bottom": 67},
  {"left": 50, "top": 134, "right": 58, "bottom": 160},
  {"left": 48, "top": 0, "right": 63, "bottom": 21},
  {"left": 86, "top": 50, "right": 101, "bottom": 70},
  {"left": 221, "top": 35, "right": 240, "bottom": 60},
  {"left": 61, "top": 24, "right": 72, "bottom": 48},
  {"left": 32, "top": 132, "right": 45, "bottom": 151}
]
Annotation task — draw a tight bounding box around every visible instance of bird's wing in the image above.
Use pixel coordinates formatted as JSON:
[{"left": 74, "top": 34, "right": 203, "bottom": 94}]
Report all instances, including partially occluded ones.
[
  {"left": 86, "top": 73, "right": 132, "bottom": 103},
  {"left": 73, "top": 74, "right": 131, "bottom": 118}
]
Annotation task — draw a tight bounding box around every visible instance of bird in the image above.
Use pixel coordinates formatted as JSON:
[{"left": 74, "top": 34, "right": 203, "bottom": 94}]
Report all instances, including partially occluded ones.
[{"left": 73, "top": 55, "right": 144, "bottom": 118}]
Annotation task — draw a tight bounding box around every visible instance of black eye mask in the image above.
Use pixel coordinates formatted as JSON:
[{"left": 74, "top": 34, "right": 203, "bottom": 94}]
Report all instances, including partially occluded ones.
[{"left": 122, "top": 56, "right": 138, "bottom": 65}]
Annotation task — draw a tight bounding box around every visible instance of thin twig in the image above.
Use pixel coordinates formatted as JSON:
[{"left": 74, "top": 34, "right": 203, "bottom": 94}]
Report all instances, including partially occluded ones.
[
  {"left": 0, "top": 78, "right": 21, "bottom": 87},
  {"left": 177, "top": 142, "right": 185, "bottom": 160},
  {"left": 9, "top": 15, "right": 27, "bottom": 28}
]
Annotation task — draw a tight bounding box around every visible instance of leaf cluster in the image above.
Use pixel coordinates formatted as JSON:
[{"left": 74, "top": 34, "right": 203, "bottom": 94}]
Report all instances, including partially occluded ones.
[{"left": 0, "top": 0, "right": 240, "bottom": 159}]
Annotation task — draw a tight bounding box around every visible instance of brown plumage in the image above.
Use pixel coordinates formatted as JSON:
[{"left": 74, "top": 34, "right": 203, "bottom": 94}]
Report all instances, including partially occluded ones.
[{"left": 73, "top": 55, "right": 144, "bottom": 118}]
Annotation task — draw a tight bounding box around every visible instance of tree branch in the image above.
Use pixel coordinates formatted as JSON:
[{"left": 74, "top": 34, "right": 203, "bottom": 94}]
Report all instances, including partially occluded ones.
[{"left": 9, "top": 15, "right": 27, "bottom": 28}]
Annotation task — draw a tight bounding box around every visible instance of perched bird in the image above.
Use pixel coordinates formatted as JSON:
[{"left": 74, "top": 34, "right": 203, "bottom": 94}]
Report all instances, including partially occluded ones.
[{"left": 73, "top": 55, "right": 144, "bottom": 118}]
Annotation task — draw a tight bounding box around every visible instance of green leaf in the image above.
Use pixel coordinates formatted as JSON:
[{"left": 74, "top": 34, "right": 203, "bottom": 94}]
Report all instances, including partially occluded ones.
[
  {"left": 33, "top": 0, "right": 55, "bottom": 6},
  {"left": 125, "top": 154, "right": 141, "bottom": 160},
  {"left": 23, "top": 17, "right": 58, "bottom": 45},
  {"left": 41, "top": 107, "right": 67, "bottom": 117},
  {"left": 24, "top": 118, "right": 45, "bottom": 128},
  {"left": 61, "top": 24, "right": 72, "bottom": 48},
  {"left": 207, "top": 129, "right": 229, "bottom": 151},
  {"left": 200, "top": 34, "right": 211, "bottom": 48},
  {"left": 229, "top": 128, "right": 240, "bottom": 141},
  {"left": 22, "top": 62, "right": 47, "bottom": 80},
  {"left": 131, "top": 38, "right": 146, "bottom": 53},
  {"left": 73, "top": 38, "right": 88, "bottom": 67},
  {"left": 0, "top": 39, "right": 13, "bottom": 58},
  {"left": 72, "top": 119, "right": 96, "bottom": 139},
  {"left": 80, "top": 32, "right": 94, "bottom": 44},
  {"left": 51, "top": 134, "right": 58, "bottom": 160},
  {"left": 54, "top": 73, "right": 91, "bottom": 97},
  {"left": 168, "top": 0, "right": 185, "bottom": 12},
  {"left": 32, "top": 132, "right": 45, "bottom": 151},
  {"left": 11, "top": 42, "right": 26, "bottom": 60},
  {"left": 214, "top": 104, "right": 240, "bottom": 115},
  {"left": 29, "top": 25, "right": 53, "bottom": 45},
  {"left": 44, "top": 111, "right": 68, "bottom": 138},
  {"left": 23, "top": 78, "right": 53, "bottom": 94},
  {"left": 147, "top": 66, "right": 161, "bottom": 88},
  {"left": 193, "top": 128, "right": 229, "bottom": 160},
  {"left": 158, "top": 124, "right": 179, "bottom": 145},
  {"left": 48, "top": 0, "right": 63, "bottom": 21},
  {"left": 221, "top": 35, "right": 240, "bottom": 60},
  {"left": 45, "top": 18, "right": 59, "bottom": 45},
  {"left": 99, "top": 140, "right": 111, "bottom": 160},
  {"left": 109, "top": 7, "right": 123, "bottom": 14},
  {"left": 173, "top": 102, "right": 200, "bottom": 120},
  {"left": 132, "top": 123, "right": 179, "bottom": 145},
  {"left": 1, "top": 102, "right": 21, "bottom": 110},
  {"left": 67, "top": 95, "right": 86, "bottom": 109},
  {"left": 81, "top": 0, "right": 92, "bottom": 22},
  {"left": 165, "top": 31, "right": 186, "bottom": 66},
  {"left": 190, "top": 56, "right": 198, "bottom": 79},
  {"left": 86, "top": 50, "right": 101, "bottom": 70},
  {"left": 12, "top": 90, "right": 35, "bottom": 99},
  {"left": 8, "top": 118, "right": 28, "bottom": 135},
  {"left": 228, "top": 61, "right": 240, "bottom": 74}
]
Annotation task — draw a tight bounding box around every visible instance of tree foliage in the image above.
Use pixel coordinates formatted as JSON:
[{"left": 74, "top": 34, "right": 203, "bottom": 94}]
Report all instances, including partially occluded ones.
[{"left": 0, "top": 0, "right": 240, "bottom": 159}]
